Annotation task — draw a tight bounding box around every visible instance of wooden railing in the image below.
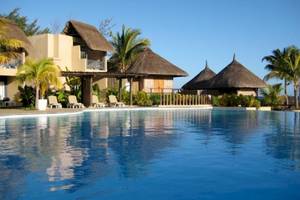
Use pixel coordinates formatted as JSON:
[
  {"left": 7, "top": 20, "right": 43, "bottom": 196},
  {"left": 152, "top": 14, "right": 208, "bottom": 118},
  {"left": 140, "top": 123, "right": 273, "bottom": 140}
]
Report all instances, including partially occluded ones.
[{"left": 158, "top": 94, "right": 211, "bottom": 106}]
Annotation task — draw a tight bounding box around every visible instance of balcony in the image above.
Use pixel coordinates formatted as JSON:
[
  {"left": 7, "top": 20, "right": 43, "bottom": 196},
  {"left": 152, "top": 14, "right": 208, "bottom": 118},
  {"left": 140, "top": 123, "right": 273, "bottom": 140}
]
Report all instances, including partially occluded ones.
[
  {"left": 0, "top": 59, "right": 22, "bottom": 76},
  {"left": 0, "top": 59, "right": 22, "bottom": 69},
  {"left": 86, "top": 59, "right": 106, "bottom": 71}
]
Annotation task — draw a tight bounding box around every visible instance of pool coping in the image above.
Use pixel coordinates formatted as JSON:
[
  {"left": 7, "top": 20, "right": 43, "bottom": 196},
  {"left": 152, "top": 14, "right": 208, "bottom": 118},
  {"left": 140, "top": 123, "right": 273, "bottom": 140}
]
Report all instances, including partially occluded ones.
[
  {"left": 0, "top": 105, "right": 213, "bottom": 119},
  {"left": 0, "top": 105, "right": 299, "bottom": 119}
]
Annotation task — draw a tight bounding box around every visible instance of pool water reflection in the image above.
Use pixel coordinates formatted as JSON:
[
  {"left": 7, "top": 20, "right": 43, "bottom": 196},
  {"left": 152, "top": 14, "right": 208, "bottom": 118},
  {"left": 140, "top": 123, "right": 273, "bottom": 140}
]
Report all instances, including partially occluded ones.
[{"left": 0, "top": 110, "right": 300, "bottom": 200}]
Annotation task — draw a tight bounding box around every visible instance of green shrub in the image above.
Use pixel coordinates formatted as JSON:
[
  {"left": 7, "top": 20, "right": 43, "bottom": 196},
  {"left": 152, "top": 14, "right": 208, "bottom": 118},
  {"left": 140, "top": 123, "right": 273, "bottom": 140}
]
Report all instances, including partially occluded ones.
[
  {"left": 212, "top": 96, "right": 220, "bottom": 106},
  {"left": 149, "top": 94, "right": 161, "bottom": 105},
  {"left": 121, "top": 90, "right": 130, "bottom": 105},
  {"left": 241, "top": 95, "right": 260, "bottom": 108},
  {"left": 18, "top": 86, "right": 35, "bottom": 108},
  {"left": 213, "top": 94, "right": 260, "bottom": 108},
  {"left": 134, "top": 91, "right": 152, "bottom": 106}
]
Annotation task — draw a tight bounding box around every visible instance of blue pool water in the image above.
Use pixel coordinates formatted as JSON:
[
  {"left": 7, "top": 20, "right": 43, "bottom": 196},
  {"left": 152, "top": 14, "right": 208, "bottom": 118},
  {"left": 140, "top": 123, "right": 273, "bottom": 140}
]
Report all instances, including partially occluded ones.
[{"left": 0, "top": 109, "right": 300, "bottom": 200}]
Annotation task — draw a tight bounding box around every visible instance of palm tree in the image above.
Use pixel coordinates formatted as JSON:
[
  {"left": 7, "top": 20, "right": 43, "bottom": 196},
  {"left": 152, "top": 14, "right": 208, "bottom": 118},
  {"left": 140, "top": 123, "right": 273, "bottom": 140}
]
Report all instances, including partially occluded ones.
[
  {"left": 262, "top": 48, "right": 290, "bottom": 105},
  {"left": 261, "top": 83, "right": 283, "bottom": 108},
  {"left": 110, "top": 25, "right": 150, "bottom": 99},
  {"left": 0, "top": 18, "right": 23, "bottom": 64},
  {"left": 16, "top": 58, "right": 62, "bottom": 109},
  {"left": 285, "top": 47, "right": 300, "bottom": 109}
]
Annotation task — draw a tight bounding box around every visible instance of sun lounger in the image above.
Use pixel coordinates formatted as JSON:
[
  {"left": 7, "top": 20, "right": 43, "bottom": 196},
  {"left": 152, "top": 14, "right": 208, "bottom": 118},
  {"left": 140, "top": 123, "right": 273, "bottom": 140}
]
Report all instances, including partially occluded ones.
[
  {"left": 92, "top": 95, "right": 105, "bottom": 108},
  {"left": 108, "top": 95, "right": 125, "bottom": 107},
  {"left": 68, "top": 95, "right": 84, "bottom": 108},
  {"left": 48, "top": 95, "right": 62, "bottom": 109}
]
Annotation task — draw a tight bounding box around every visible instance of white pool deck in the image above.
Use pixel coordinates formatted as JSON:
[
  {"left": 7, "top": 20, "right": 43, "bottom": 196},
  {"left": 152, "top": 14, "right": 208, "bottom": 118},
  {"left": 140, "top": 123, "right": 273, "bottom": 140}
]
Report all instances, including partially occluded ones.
[{"left": 0, "top": 105, "right": 298, "bottom": 119}]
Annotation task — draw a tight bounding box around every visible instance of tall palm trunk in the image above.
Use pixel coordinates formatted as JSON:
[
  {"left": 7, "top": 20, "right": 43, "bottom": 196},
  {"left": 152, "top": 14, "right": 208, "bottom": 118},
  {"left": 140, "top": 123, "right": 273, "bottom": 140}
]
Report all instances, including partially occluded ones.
[
  {"left": 284, "top": 79, "right": 289, "bottom": 106},
  {"left": 35, "top": 85, "right": 39, "bottom": 109},
  {"left": 294, "top": 83, "right": 299, "bottom": 109}
]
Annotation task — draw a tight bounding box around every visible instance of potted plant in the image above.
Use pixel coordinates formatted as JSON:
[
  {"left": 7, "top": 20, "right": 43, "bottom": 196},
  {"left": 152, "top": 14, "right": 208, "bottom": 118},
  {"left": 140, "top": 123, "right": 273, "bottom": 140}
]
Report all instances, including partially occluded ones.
[{"left": 16, "top": 58, "right": 62, "bottom": 110}]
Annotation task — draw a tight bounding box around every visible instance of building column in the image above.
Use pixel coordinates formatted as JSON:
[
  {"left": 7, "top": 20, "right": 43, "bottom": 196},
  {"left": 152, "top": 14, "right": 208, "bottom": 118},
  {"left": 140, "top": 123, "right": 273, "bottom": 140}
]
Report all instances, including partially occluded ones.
[{"left": 81, "top": 76, "right": 93, "bottom": 107}]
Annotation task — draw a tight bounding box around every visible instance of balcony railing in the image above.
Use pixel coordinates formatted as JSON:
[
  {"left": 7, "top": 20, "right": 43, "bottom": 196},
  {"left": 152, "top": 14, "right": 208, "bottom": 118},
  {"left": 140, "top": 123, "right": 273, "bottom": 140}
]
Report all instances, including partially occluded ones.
[
  {"left": 0, "top": 59, "right": 22, "bottom": 69},
  {"left": 87, "top": 59, "right": 105, "bottom": 70}
]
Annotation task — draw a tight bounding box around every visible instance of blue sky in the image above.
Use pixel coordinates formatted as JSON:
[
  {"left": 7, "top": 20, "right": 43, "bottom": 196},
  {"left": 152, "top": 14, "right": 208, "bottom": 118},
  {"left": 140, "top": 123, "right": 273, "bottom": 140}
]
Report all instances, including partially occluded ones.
[{"left": 1, "top": 0, "right": 300, "bottom": 92}]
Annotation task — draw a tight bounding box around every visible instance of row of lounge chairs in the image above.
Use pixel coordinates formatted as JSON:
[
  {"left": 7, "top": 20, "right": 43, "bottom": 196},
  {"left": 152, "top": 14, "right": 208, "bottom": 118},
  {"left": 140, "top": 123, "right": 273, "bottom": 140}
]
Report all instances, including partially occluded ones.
[{"left": 48, "top": 95, "right": 125, "bottom": 109}]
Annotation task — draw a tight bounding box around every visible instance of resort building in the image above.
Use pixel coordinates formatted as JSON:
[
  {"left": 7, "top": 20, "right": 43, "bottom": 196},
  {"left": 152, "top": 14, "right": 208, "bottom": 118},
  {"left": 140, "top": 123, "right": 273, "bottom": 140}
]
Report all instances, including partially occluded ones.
[
  {"left": 1, "top": 19, "right": 188, "bottom": 106},
  {"left": 181, "top": 61, "right": 216, "bottom": 94},
  {"left": 28, "top": 20, "right": 114, "bottom": 106},
  {"left": 0, "top": 19, "right": 32, "bottom": 100},
  {"left": 182, "top": 56, "right": 266, "bottom": 96}
]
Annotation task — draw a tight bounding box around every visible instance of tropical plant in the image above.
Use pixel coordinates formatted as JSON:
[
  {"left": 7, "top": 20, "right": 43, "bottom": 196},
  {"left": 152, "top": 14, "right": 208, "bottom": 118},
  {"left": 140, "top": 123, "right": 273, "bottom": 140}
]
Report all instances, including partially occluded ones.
[
  {"left": 213, "top": 94, "right": 260, "bottom": 108},
  {"left": 134, "top": 91, "right": 152, "bottom": 106},
  {"left": 16, "top": 58, "right": 62, "bottom": 109},
  {"left": 110, "top": 25, "right": 150, "bottom": 98},
  {"left": 149, "top": 93, "right": 161, "bottom": 106},
  {"left": 0, "top": 8, "right": 50, "bottom": 36},
  {"left": 64, "top": 68, "right": 81, "bottom": 101},
  {"left": 0, "top": 18, "right": 23, "bottom": 63},
  {"left": 17, "top": 85, "right": 35, "bottom": 108},
  {"left": 261, "top": 84, "right": 283, "bottom": 108}
]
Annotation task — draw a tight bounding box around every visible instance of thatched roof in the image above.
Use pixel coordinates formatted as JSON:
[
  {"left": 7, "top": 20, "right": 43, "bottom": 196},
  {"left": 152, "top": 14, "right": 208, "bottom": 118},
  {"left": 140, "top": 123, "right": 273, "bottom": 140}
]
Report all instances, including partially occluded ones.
[
  {"left": 63, "top": 20, "right": 113, "bottom": 52},
  {"left": 209, "top": 57, "right": 266, "bottom": 89},
  {"left": 126, "top": 48, "right": 188, "bottom": 77},
  {"left": 182, "top": 61, "right": 216, "bottom": 90},
  {"left": 0, "top": 18, "right": 32, "bottom": 55}
]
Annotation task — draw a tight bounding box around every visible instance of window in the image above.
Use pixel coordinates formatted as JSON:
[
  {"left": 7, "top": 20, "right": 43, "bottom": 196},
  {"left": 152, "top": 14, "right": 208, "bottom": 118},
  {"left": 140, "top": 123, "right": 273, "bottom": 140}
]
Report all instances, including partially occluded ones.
[{"left": 0, "top": 82, "right": 5, "bottom": 100}]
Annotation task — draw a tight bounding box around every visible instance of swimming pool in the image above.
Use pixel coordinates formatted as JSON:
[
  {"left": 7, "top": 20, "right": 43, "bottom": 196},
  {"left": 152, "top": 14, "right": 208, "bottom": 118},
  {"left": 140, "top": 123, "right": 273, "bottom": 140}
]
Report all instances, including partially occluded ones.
[{"left": 0, "top": 109, "right": 299, "bottom": 200}]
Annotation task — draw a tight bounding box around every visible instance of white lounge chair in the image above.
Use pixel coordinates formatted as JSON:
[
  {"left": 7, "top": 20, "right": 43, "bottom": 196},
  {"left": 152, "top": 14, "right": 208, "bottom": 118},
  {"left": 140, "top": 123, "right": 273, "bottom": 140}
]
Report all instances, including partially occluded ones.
[
  {"left": 92, "top": 95, "right": 105, "bottom": 108},
  {"left": 68, "top": 95, "right": 84, "bottom": 108},
  {"left": 109, "top": 95, "right": 125, "bottom": 107},
  {"left": 48, "top": 96, "right": 62, "bottom": 109}
]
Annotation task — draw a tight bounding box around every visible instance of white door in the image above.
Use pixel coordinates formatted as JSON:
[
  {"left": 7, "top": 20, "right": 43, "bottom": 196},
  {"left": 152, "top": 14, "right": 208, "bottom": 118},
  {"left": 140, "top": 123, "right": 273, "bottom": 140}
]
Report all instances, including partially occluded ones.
[{"left": 0, "top": 82, "right": 5, "bottom": 100}]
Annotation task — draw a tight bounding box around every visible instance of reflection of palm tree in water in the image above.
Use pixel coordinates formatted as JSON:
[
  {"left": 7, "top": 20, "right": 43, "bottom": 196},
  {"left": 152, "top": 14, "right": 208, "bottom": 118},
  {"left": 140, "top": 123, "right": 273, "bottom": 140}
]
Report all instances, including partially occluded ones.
[
  {"left": 46, "top": 113, "right": 112, "bottom": 192},
  {"left": 181, "top": 110, "right": 261, "bottom": 155},
  {"left": 264, "top": 112, "right": 300, "bottom": 170},
  {"left": 108, "top": 111, "right": 180, "bottom": 178}
]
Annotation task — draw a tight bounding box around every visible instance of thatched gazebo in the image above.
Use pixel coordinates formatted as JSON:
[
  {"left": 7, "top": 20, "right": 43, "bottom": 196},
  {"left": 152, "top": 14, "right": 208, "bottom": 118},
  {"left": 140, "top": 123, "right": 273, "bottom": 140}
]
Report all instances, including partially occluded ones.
[
  {"left": 125, "top": 48, "right": 188, "bottom": 93},
  {"left": 181, "top": 61, "right": 216, "bottom": 92},
  {"left": 208, "top": 56, "right": 266, "bottom": 96}
]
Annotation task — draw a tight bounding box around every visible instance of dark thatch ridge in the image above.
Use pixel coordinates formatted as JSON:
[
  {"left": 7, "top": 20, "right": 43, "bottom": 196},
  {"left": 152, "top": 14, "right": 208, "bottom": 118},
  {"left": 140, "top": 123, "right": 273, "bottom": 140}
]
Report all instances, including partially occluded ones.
[
  {"left": 208, "top": 58, "right": 267, "bottom": 89},
  {"left": 63, "top": 20, "right": 113, "bottom": 52},
  {"left": 0, "top": 18, "right": 32, "bottom": 55},
  {"left": 126, "top": 48, "right": 188, "bottom": 77},
  {"left": 182, "top": 61, "right": 216, "bottom": 90}
]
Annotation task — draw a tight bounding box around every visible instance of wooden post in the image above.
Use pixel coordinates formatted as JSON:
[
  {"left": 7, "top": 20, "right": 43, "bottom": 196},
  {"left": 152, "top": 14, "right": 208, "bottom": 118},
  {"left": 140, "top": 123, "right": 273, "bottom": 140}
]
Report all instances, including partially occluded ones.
[
  {"left": 129, "top": 77, "right": 133, "bottom": 106},
  {"left": 81, "top": 75, "right": 93, "bottom": 107},
  {"left": 166, "top": 94, "right": 169, "bottom": 105}
]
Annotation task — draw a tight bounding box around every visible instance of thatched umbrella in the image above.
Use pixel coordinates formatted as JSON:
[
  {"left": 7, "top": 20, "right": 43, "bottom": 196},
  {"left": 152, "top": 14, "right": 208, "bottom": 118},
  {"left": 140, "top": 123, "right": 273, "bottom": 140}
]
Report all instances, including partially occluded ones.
[
  {"left": 209, "top": 56, "right": 266, "bottom": 90},
  {"left": 63, "top": 20, "right": 113, "bottom": 52},
  {"left": 182, "top": 61, "right": 216, "bottom": 90}
]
